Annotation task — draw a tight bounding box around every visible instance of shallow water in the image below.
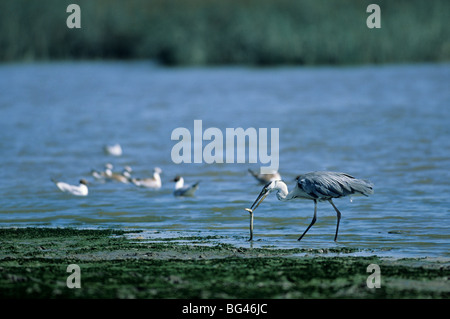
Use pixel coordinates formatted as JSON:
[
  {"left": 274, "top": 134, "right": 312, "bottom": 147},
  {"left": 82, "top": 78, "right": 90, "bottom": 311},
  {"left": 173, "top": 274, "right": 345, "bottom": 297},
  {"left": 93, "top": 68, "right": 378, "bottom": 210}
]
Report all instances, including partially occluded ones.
[{"left": 0, "top": 62, "right": 449, "bottom": 258}]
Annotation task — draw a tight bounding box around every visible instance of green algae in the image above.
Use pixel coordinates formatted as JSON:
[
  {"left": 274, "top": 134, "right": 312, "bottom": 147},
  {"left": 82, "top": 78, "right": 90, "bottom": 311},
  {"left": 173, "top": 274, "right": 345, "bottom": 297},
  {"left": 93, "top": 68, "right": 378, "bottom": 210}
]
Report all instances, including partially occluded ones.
[{"left": 0, "top": 228, "right": 448, "bottom": 299}]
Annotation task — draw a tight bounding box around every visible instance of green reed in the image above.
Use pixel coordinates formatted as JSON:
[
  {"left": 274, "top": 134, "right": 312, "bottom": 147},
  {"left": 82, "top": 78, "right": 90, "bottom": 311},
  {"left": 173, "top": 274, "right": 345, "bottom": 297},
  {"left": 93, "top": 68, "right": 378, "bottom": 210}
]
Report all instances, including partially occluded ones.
[{"left": 0, "top": 0, "right": 448, "bottom": 65}]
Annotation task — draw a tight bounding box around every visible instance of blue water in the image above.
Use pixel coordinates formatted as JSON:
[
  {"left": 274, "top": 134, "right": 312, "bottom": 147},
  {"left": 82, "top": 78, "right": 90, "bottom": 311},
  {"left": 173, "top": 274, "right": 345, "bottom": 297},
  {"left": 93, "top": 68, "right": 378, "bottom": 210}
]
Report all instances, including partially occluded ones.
[{"left": 0, "top": 61, "right": 449, "bottom": 258}]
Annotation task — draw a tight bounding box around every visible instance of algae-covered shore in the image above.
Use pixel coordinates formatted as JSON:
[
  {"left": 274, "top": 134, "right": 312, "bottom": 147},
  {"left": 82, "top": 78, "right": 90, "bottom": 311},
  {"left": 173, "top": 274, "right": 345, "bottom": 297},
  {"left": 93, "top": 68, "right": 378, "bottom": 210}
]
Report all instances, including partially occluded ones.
[{"left": 0, "top": 228, "right": 448, "bottom": 299}]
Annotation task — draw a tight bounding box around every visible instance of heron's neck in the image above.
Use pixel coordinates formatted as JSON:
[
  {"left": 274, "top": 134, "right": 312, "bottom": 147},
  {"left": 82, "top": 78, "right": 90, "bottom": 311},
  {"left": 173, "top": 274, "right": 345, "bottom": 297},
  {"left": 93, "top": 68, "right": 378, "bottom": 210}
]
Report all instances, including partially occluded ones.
[{"left": 275, "top": 183, "right": 294, "bottom": 202}]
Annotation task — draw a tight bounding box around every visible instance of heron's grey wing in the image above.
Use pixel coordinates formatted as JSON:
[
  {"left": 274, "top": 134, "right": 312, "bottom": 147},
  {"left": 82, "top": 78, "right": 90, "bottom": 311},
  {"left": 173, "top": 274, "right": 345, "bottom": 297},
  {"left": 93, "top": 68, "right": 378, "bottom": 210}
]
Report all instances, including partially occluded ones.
[
  {"left": 326, "top": 172, "right": 374, "bottom": 196},
  {"left": 297, "top": 173, "right": 342, "bottom": 199},
  {"left": 297, "top": 171, "right": 373, "bottom": 199},
  {"left": 295, "top": 175, "right": 320, "bottom": 199}
]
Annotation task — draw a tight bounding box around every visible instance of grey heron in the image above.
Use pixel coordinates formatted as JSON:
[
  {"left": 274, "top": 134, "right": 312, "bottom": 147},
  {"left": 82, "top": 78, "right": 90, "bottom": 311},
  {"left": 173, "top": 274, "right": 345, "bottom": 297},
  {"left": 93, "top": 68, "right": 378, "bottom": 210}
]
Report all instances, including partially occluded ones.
[
  {"left": 51, "top": 178, "right": 89, "bottom": 196},
  {"left": 245, "top": 171, "right": 374, "bottom": 242},
  {"left": 173, "top": 176, "right": 200, "bottom": 197}
]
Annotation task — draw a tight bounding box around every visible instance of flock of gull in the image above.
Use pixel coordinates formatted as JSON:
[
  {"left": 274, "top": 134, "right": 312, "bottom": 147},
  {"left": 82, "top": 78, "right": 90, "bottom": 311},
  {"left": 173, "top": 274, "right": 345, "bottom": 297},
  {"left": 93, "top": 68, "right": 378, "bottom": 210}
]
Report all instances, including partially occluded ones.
[
  {"left": 51, "top": 144, "right": 204, "bottom": 198},
  {"left": 50, "top": 143, "right": 374, "bottom": 242},
  {"left": 51, "top": 163, "right": 275, "bottom": 198}
]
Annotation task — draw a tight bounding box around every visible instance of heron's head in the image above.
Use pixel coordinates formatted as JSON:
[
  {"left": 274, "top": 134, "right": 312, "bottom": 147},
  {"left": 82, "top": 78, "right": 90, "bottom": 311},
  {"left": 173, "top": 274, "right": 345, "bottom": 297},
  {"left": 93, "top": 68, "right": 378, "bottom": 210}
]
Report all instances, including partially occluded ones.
[
  {"left": 250, "top": 180, "right": 283, "bottom": 211},
  {"left": 79, "top": 179, "right": 89, "bottom": 186},
  {"left": 154, "top": 167, "right": 162, "bottom": 174}
]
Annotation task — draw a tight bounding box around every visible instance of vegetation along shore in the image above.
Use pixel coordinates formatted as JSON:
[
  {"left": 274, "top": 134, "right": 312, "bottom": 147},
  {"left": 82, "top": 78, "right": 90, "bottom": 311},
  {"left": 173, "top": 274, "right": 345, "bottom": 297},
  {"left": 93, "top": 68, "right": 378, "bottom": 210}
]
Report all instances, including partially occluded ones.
[{"left": 0, "top": 0, "right": 449, "bottom": 65}]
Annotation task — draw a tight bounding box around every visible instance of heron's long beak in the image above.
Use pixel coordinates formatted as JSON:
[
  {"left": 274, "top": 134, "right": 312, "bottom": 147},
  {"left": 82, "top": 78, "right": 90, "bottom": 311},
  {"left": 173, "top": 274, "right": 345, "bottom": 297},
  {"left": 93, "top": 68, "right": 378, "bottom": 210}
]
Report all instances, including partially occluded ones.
[{"left": 250, "top": 188, "right": 269, "bottom": 211}]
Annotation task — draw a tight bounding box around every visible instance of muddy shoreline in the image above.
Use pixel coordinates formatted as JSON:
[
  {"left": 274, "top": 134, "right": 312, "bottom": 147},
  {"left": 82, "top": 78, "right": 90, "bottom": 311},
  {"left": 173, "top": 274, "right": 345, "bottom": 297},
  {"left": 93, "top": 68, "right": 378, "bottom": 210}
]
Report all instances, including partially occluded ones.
[{"left": 0, "top": 228, "right": 448, "bottom": 299}]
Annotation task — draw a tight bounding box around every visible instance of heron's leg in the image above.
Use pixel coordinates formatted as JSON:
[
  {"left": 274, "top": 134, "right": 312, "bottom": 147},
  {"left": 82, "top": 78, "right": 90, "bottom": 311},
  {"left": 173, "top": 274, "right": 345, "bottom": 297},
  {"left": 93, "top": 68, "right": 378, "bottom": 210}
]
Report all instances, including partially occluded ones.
[
  {"left": 298, "top": 200, "right": 317, "bottom": 241},
  {"left": 328, "top": 199, "right": 341, "bottom": 242}
]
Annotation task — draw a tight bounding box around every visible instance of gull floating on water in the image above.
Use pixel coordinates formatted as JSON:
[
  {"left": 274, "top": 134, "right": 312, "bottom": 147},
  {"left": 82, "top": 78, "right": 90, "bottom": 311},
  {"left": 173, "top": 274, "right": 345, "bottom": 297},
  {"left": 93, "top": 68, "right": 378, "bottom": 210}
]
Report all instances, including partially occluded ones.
[
  {"left": 173, "top": 176, "right": 200, "bottom": 197},
  {"left": 91, "top": 163, "right": 114, "bottom": 181},
  {"left": 107, "top": 165, "right": 133, "bottom": 183},
  {"left": 104, "top": 144, "right": 122, "bottom": 156},
  {"left": 130, "top": 167, "right": 162, "bottom": 189},
  {"left": 51, "top": 178, "right": 89, "bottom": 196},
  {"left": 248, "top": 168, "right": 282, "bottom": 184},
  {"left": 92, "top": 164, "right": 132, "bottom": 183}
]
